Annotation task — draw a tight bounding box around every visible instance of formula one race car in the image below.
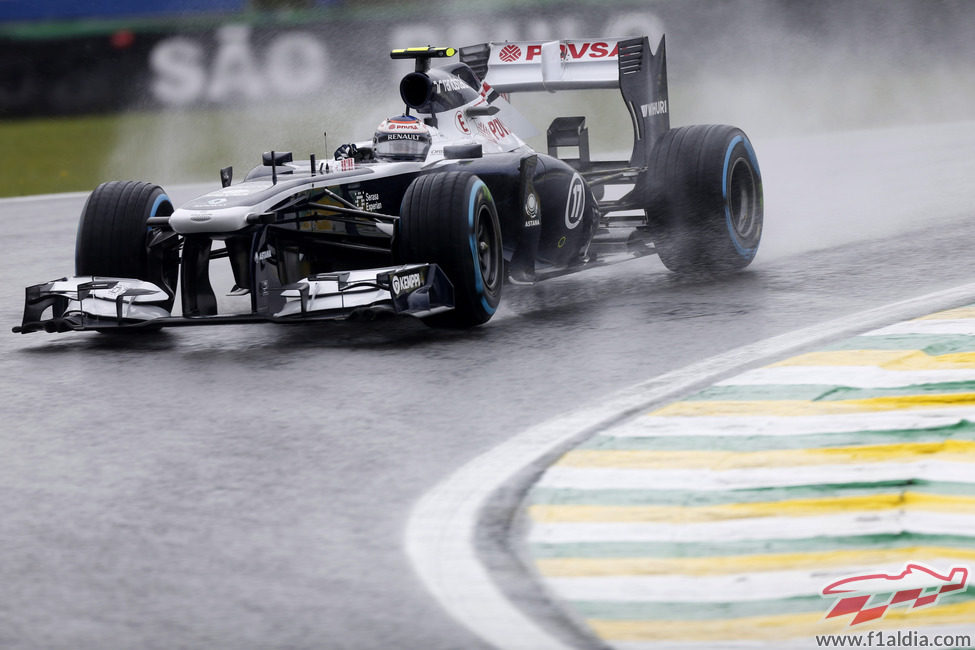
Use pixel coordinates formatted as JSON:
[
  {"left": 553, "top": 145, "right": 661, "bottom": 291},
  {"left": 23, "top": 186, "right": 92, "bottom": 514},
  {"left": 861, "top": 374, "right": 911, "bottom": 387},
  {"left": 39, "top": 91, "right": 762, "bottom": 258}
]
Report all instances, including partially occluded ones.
[{"left": 14, "top": 35, "right": 762, "bottom": 334}]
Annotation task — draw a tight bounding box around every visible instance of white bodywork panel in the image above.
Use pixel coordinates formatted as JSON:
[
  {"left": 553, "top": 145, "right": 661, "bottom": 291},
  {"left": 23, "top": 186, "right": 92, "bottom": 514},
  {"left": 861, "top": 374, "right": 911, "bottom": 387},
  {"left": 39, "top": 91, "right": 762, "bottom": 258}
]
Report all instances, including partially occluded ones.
[{"left": 478, "top": 39, "right": 623, "bottom": 93}]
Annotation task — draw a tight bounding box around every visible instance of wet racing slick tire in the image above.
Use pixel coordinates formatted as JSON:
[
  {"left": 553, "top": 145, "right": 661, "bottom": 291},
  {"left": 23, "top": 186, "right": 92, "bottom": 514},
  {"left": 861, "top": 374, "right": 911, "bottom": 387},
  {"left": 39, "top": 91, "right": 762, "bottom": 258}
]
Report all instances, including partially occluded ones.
[
  {"left": 75, "top": 180, "right": 178, "bottom": 311},
  {"left": 646, "top": 124, "right": 763, "bottom": 274},
  {"left": 396, "top": 171, "right": 503, "bottom": 327}
]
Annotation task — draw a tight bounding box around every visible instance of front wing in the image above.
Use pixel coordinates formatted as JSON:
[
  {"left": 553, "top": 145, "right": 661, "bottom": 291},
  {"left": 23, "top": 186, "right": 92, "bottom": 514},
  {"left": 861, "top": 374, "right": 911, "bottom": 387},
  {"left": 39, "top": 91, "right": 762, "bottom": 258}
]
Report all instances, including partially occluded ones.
[{"left": 13, "top": 264, "right": 453, "bottom": 334}]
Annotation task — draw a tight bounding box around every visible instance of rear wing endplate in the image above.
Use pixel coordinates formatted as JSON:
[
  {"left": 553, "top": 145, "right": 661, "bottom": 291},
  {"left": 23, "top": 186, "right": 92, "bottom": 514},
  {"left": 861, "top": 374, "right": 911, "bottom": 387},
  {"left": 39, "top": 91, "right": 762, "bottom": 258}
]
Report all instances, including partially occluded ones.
[{"left": 460, "top": 36, "right": 669, "bottom": 167}]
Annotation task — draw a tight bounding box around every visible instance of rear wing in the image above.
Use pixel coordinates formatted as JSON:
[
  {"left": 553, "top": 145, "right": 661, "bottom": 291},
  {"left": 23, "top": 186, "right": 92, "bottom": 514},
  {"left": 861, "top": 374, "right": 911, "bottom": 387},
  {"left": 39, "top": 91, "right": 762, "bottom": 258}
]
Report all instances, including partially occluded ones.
[{"left": 459, "top": 36, "right": 669, "bottom": 167}]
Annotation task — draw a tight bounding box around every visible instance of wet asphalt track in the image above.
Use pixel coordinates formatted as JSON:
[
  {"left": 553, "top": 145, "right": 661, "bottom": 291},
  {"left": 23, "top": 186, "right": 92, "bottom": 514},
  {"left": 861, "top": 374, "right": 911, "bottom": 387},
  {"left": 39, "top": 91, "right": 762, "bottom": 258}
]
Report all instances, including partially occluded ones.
[{"left": 2, "top": 122, "right": 975, "bottom": 649}]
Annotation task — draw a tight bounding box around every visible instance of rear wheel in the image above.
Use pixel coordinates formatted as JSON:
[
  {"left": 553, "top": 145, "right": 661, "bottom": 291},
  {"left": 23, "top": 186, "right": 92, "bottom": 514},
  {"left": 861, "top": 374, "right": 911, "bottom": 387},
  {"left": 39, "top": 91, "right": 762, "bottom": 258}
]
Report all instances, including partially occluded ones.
[
  {"left": 75, "top": 180, "right": 178, "bottom": 310},
  {"left": 646, "top": 124, "right": 763, "bottom": 273},
  {"left": 396, "top": 172, "right": 503, "bottom": 327}
]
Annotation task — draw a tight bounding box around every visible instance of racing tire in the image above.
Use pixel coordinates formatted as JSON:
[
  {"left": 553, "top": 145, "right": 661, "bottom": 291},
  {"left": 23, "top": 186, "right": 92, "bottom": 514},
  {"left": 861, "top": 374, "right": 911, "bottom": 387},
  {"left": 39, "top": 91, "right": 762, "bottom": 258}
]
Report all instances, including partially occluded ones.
[
  {"left": 646, "top": 124, "right": 763, "bottom": 274},
  {"left": 396, "top": 172, "right": 503, "bottom": 327},
  {"left": 75, "top": 180, "right": 178, "bottom": 311}
]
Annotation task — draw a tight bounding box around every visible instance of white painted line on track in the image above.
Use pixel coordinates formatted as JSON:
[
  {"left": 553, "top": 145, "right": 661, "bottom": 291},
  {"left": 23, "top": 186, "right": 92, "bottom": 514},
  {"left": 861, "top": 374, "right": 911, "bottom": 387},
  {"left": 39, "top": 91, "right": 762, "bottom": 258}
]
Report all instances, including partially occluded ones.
[
  {"left": 404, "top": 284, "right": 975, "bottom": 650},
  {"left": 0, "top": 190, "right": 91, "bottom": 204},
  {"left": 535, "top": 461, "right": 975, "bottom": 492},
  {"left": 615, "top": 409, "right": 975, "bottom": 437},
  {"left": 0, "top": 183, "right": 213, "bottom": 207},
  {"left": 716, "top": 365, "right": 975, "bottom": 387},
  {"left": 543, "top": 558, "right": 975, "bottom": 602},
  {"left": 867, "top": 318, "right": 975, "bottom": 336},
  {"left": 528, "top": 510, "right": 975, "bottom": 544}
]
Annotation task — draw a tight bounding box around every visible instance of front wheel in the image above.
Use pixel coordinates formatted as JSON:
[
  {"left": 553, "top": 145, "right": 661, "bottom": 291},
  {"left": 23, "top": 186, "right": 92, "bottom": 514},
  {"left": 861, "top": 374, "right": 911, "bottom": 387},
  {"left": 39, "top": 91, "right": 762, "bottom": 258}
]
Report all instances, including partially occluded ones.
[
  {"left": 75, "top": 180, "right": 178, "bottom": 310},
  {"left": 396, "top": 172, "right": 503, "bottom": 327},
  {"left": 646, "top": 125, "right": 763, "bottom": 274}
]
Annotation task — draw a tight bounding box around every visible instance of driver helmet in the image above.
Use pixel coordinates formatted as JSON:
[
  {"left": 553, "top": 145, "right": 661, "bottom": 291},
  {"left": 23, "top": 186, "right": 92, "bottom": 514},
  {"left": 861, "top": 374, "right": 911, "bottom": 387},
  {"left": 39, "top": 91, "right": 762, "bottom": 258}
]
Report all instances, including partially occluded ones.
[{"left": 373, "top": 115, "right": 432, "bottom": 161}]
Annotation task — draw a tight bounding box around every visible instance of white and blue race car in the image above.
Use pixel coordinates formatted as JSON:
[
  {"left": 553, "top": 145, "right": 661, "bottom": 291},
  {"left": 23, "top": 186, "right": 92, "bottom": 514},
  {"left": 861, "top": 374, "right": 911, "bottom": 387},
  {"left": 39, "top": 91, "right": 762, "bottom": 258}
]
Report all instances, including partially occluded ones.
[{"left": 15, "top": 35, "right": 762, "bottom": 334}]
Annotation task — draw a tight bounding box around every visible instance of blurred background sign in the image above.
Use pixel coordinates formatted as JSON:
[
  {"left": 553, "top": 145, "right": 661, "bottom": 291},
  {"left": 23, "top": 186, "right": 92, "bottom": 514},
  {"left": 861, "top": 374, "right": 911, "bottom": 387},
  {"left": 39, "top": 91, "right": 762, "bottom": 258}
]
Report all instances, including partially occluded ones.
[
  {"left": 0, "top": 0, "right": 248, "bottom": 21},
  {"left": 0, "top": 0, "right": 352, "bottom": 116},
  {"left": 3, "top": 0, "right": 973, "bottom": 121},
  {"left": 2, "top": 0, "right": 973, "bottom": 197}
]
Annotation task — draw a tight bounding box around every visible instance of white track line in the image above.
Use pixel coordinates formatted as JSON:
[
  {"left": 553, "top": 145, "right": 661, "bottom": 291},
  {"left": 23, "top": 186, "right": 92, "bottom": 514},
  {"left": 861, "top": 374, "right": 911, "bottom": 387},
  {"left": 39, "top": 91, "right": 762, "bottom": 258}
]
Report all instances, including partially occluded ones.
[
  {"left": 716, "top": 365, "right": 975, "bottom": 387},
  {"left": 529, "top": 511, "right": 975, "bottom": 545},
  {"left": 535, "top": 460, "right": 975, "bottom": 491},
  {"left": 543, "top": 557, "right": 975, "bottom": 602},
  {"left": 404, "top": 286, "right": 975, "bottom": 650},
  {"left": 609, "top": 409, "right": 975, "bottom": 437},
  {"left": 0, "top": 183, "right": 214, "bottom": 207},
  {"left": 867, "top": 319, "right": 975, "bottom": 336},
  {"left": 0, "top": 190, "right": 90, "bottom": 204}
]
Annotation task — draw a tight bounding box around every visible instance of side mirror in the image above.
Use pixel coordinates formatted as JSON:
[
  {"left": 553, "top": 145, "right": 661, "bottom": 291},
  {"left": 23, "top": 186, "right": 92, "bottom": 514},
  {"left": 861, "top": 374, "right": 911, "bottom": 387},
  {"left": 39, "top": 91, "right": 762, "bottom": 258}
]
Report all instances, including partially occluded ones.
[
  {"left": 466, "top": 105, "right": 500, "bottom": 117},
  {"left": 443, "top": 144, "right": 483, "bottom": 160},
  {"left": 262, "top": 151, "right": 293, "bottom": 166},
  {"left": 262, "top": 151, "right": 293, "bottom": 185}
]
